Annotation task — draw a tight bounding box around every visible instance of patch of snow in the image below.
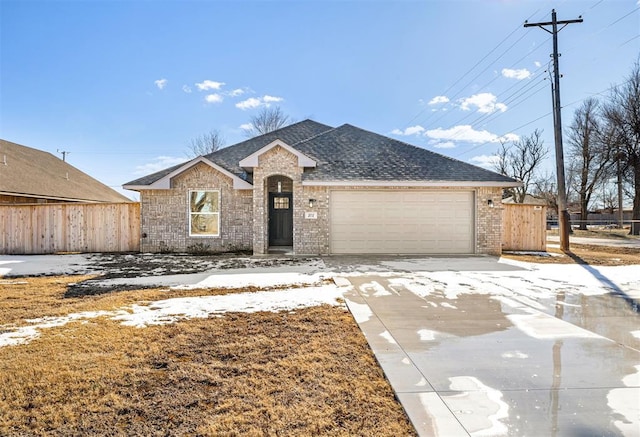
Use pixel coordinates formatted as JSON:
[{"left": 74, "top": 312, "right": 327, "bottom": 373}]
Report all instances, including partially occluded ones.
[
  {"left": 180, "top": 271, "right": 329, "bottom": 289},
  {"left": 360, "top": 281, "right": 391, "bottom": 297},
  {"left": 344, "top": 299, "right": 372, "bottom": 324},
  {"left": 418, "top": 329, "right": 437, "bottom": 341},
  {"left": 631, "top": 330, "right": 640, "bottom": 340},
  {"left": 1, "top": 285, "right": 345, "bottom": 347},
  {"left": 379, "top": 330, "right": 397, "bottom": 345},
  {"left": 607, "top": 365, "right": 640, "bottom": 436},
  {"left": 501, "top": 351, "right": 529, "bottom": 359},
  {"left": 113, "top": 285, "right": 344, "bottom": 328},
  {"left": 0, "top": 310, "right": 115, "bottom": 347},
  {"left": 444, "top": 376, "right": 509, "bottom": 437},
  {"left": 0, "top": 255, "right": 95, "bottom": 277},
  {"left": 388, "top": 277, "right": 437, "bottom": 298}
]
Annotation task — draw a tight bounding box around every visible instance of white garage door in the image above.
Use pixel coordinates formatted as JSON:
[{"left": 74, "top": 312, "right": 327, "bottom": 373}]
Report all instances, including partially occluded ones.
[{"left": 330, "top": 190, "right": 474, "bottom": 254}]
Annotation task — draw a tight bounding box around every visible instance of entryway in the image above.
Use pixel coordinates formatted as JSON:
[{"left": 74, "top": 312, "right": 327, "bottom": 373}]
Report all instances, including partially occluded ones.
[{"left": 267, "top": 176, "right": 293, "bottom": 248}]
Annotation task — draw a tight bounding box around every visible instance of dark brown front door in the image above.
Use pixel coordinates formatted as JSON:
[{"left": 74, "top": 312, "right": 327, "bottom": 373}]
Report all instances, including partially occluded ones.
[{"left": 269, "top": 192, "right": 293, "bottom": 246}]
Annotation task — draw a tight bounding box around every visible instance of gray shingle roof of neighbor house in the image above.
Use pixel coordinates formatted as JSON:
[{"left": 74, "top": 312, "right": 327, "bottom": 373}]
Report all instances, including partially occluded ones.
[
  {"left": 0, "top": 139, "right": 132, "bottom": 203},
  {"left": 124, "top": 119, "right": 518, "bottom": 187}
]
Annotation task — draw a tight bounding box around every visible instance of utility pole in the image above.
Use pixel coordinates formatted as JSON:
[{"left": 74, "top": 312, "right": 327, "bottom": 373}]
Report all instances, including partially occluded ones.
[
  {"left": 525, "top": 10, "right": 582, "bottom": 252},
  {"left": 57, "top": 149, "right": 70, "bottom": 162}
]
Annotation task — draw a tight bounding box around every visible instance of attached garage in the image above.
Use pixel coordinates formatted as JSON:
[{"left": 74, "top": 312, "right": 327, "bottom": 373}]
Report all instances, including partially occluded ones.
[{"left": 330, "top": 190, "right": 475, "bottom": 254}]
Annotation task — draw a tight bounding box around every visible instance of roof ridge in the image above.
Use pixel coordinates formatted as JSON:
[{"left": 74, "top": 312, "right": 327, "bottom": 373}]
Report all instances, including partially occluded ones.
[{"left": 290, "top": 124, "right": 339, "bottom": 147}]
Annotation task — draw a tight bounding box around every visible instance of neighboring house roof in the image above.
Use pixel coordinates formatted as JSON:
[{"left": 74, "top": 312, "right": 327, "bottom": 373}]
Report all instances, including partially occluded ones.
[
  {"left": 0, "top": 139, "right": 131, "bottom": 203},
  {"left": 124, "top": 120, "right": 518, "bottom": 189}
]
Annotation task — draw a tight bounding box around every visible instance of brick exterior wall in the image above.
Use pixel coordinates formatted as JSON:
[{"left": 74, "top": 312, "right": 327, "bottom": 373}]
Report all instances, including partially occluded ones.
[
  {"left": 251, "top": 146, "right": 303, "bottom": 254},
  {"left": 475, "top": 186, "right": 504, "bottom": 256},
  {"left": 139, "top": 162, "right": 252, "bottom": 253},
  {"left": 138, "top": 151, "right": 505, "bottom": 256}
]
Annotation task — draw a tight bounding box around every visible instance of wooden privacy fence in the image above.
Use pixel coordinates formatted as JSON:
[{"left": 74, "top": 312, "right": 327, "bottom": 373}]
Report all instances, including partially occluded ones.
[
  {"left": 502, "top": 203, "right": 547, "bottom": 252},
  {"left": 0, "top": 202, "right": 140, "bottom": 254}
]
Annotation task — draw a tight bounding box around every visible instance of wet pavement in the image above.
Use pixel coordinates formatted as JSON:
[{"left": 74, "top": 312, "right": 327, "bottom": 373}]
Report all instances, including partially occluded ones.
[{"left": 341, "top": 264, "right": 640, "bottom": 437}]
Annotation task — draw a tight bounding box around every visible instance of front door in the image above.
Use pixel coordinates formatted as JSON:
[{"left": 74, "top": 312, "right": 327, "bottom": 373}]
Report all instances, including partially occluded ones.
[{"left": 269, "top": 192, "right": 293, "bottom": 246}]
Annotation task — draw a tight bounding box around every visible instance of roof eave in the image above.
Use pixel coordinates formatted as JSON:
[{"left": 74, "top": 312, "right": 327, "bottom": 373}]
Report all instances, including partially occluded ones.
[{"left": 301, "top": 180, "right": 522, "bottom": 188}]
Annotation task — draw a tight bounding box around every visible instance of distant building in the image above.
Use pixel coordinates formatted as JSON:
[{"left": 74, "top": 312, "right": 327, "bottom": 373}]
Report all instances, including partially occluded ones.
[{"left": 0, "top": 139, "right": 131, "bottom": 204}]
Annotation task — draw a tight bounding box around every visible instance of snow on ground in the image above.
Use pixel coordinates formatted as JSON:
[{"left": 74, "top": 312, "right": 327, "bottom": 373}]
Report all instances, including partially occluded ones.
[
  {"left": 1, "top": 253, "right": 638, "bottom": 349},
  {"left": 0, "top": 284, "right": 345, "bottom": 347},
  {"left": 113, "top": 285, "right": 344, "bottom": 328}
]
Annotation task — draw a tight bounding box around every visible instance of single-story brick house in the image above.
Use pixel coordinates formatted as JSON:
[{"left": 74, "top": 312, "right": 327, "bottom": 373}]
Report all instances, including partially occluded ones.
[{"left": 124, "top": 120, "right": 519, "bottom": 255}]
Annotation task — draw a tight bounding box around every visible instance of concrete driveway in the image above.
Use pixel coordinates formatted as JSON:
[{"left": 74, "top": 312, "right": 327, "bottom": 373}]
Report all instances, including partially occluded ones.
[{"left": 340, "top": 258, "right": 640, "bottom": 436}]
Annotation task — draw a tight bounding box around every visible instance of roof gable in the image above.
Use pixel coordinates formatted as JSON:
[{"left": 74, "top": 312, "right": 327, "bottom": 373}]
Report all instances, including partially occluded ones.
[
  {"left": 238, "top": 140, "right": 316, "bottom": 169},
  {"left": 123, "top": 156, "right": 253, "bottom": 190},
  {"left": 0, "top": 139, "right": 131, "bottom": 203},
  {"left": 123, "top": 120, "right": 333, "bottom": 188}
]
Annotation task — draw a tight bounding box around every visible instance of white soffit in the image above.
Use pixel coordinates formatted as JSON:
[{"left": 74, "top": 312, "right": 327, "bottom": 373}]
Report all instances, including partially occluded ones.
[{"left": 238, "top": 139, "right": 316, "bottom": 169}]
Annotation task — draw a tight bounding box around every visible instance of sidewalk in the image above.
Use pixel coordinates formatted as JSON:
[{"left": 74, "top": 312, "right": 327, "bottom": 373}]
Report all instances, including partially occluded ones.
[{"left": 547, "top": 235, "right": 640, "bottom": 249}]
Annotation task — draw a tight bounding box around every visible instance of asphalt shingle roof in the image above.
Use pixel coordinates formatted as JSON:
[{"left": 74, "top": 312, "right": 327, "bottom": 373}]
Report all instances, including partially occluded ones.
[
  {"left": 124, "top": 119, "right": 516, "bottom": 187},
  {"left": 1, "top": 139, "right": 132, "bottom": 203},
  {"left": 296, "top": 124, "right": 516, "bottom": 183}
]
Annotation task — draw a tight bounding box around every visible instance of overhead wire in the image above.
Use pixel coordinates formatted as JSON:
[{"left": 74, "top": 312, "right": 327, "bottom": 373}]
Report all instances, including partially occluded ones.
[
  {"left": 431, "top": 0, "right": 636, "bottom": 151},
  {"left": 400, "top": 6, "right": 545, "bottom": 130}
]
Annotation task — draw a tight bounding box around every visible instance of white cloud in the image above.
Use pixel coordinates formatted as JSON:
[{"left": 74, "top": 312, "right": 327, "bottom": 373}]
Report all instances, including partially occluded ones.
[
  {"left": 229, "top": 88, "right": 245, "bottom": 97},
  {"left": 205, "top": 93, "right": 223, "bottom": 104},
  {"left": 502, "top": 68, "right": 531, "bottom": 80},
  {"left": 235, "top": 95, "right": 284, "bottom": 110},
  {"left": 263, "top": 95, "right": 283, "bottom": 103},
  {"left": 391, "top": 125, "right": 425, "bottom": 136},
  {"left": 134, "top": 156, "right": 185, "bottom": 175},
  {"left": 431, "top": 141, "right": 456, "bottom": 149},
  {"left": 195, "top": 80, "right": 225, "bottom": 91},
  {"left": 182, "top": 85, "right": 192, "bottom": 93},
  {"left": 428, "top": 95, "right": 450, "bottom": 105},
  {"left": 236, "top": 97, "right": 262, "bottom": 110},
  {"left": 154, "top": 79, "right": 168, "bottom": 90},
  {"left": 534, "top": 61, "right": 542, "bottom": 68},
  {"left": 459, "top": 93, "right": 508, "bottom": 114},
  {"left": 239, "top": 123, "right": 253, "bottom": 131},
  {"left": 425, "top": 125, "right": 519, "bottom": 144},
  {"left": 469, "top": 154, "right": 499, "bottom": 169}
]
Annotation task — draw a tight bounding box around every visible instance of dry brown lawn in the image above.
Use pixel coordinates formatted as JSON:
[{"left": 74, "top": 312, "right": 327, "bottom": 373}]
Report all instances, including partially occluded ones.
[
  {"left": 0, "top": 277, "right": 416, "bottom": 436},
  {"left": 502, "top": 243, "right": 640, "bottom": 266}
]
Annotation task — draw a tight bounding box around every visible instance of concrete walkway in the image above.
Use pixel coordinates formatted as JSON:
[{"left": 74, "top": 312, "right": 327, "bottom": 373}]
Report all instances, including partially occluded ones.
[{"left": 342, "top": 264, "right": 640, "bottom": 436}]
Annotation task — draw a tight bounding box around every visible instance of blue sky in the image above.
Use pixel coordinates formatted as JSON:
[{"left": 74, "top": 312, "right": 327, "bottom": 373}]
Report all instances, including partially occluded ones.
[{"left": 1, "top": 0, "right": 638, "bottom": 200}]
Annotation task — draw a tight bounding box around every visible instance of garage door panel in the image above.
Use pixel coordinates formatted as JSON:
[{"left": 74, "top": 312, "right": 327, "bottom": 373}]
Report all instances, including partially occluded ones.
[{"left": 330, "top": 190, "right": 474, "bottom": 254}]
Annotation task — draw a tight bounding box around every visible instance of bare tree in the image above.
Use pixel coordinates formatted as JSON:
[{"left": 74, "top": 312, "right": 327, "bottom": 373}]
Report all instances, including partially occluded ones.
[
  {"left": 187, "top": 130, "right": 225, "bottom": 157},
  {"left": 566, "top": 98, "right": 612, "bottom": 230},
  {"left": 602, "top": 60, "right": 640, "bottom": 235},
  {"left": 494, "top": 129, "right": 549, "bottom": 203},
  {"left": 243, "top": 106, "right": 292, "bottom": 137}
]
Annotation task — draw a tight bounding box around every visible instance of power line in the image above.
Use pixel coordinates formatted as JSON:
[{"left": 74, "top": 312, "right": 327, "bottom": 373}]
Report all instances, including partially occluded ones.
[{"left": 401, "top": 8, "right": 544, "bottom": 130}]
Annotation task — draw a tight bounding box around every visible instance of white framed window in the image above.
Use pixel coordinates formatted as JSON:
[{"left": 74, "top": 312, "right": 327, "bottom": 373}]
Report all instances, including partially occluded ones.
[{"left": 189, "top": 190, "right": 220, "bottom": 237}]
